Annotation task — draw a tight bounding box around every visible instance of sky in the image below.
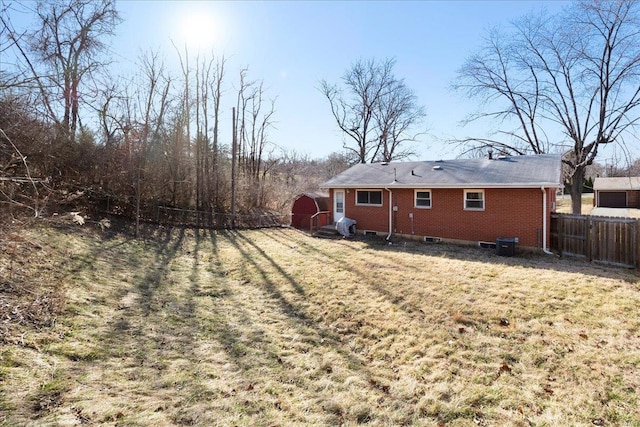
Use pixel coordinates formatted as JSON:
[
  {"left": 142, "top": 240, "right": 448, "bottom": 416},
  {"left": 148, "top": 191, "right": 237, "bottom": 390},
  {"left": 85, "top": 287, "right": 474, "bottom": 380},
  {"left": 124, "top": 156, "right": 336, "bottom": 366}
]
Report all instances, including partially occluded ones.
[{"left": 6, "top": 0, "right": 607, "bottom": 162}]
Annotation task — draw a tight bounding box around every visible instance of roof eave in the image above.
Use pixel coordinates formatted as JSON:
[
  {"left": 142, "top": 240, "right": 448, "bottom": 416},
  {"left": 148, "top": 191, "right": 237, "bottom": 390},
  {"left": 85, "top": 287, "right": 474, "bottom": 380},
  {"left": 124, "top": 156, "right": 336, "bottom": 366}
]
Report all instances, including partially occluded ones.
[
  {"left": 321, "top": 182, "right": 562, "bottom": 189},
  {"left": 594, "top": 186, "right": 640, "bottom": 191}
]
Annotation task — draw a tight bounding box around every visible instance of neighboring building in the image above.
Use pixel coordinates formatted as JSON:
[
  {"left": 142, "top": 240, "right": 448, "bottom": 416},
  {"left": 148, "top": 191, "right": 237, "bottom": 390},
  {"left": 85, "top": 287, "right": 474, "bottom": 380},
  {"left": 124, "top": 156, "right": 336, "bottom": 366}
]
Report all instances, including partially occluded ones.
[
  {"left": 320, "top": 154, "right": 562, "bottom": 251},
  {"left": 593, "top": 177, "right": 640, "bottom": 208},
  {"left": 592, "top": 177, "right": 640, "bottom": 218},
  {"left": 291, "top": 192, "right": 330, "bottom": 230}
]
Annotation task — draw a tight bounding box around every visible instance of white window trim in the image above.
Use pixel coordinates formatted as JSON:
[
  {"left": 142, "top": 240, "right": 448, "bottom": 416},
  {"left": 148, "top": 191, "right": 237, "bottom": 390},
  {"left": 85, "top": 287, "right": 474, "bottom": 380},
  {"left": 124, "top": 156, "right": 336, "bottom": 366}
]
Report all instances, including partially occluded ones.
[
  {"left": 414, "top": 189, "right": 432, "bottom": 209},
  {"left": 464, "top": 189, "right": 485, "bottom": 211},
  {"left": 355, "top": 189, "right": 384, "bottom": 207}
]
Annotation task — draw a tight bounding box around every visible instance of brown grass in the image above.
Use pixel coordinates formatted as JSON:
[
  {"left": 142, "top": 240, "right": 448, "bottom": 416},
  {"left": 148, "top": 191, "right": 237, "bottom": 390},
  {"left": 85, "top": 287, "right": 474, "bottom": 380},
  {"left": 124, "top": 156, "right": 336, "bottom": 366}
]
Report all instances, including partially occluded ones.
[{"left": 1, "top": 223, "right": 639, "bottom": 426}]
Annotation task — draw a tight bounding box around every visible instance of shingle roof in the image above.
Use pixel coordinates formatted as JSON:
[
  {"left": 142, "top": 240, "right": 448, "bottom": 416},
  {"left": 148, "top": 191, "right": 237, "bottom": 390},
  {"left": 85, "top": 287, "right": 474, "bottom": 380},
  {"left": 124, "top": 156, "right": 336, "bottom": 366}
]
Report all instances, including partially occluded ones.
[
  {"left": 593, "top": 177, "right": 640, "bottom": 191},
  {"left": 320, "top": 154, "right": 562, "bottom": 189},
  {"left": 297, "top": 192, "right": 329, "bottom": 200}
]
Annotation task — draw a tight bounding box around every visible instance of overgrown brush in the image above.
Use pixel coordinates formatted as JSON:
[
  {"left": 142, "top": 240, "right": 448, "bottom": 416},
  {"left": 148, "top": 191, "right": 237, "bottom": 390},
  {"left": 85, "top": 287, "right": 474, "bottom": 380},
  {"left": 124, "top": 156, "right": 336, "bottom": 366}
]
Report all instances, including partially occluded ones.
[{"left": 0, "top": 227, "right": 66, "bottom": 343}]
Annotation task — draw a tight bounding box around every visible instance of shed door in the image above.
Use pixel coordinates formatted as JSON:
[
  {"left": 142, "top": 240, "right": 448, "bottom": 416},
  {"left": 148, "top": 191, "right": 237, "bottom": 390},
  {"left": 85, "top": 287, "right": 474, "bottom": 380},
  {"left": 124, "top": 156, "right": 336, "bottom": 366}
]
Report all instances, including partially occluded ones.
[
  {"left": 599, "top": 191, "right": 627, "bottom": 208},
  {"left": 333, "top": 190, "right": 345, "bottom": 223}
]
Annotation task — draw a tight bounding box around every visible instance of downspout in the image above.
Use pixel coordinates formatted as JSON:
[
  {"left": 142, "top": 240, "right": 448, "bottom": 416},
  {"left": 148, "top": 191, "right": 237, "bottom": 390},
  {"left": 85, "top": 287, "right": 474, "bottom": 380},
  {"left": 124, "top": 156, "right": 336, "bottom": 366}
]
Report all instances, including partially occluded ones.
[
  {"left": 541, "top": 187, "right": 554, "bottom": 255},
  {"left": 385, "top": 188, "right": 393, "bottom": 241}
]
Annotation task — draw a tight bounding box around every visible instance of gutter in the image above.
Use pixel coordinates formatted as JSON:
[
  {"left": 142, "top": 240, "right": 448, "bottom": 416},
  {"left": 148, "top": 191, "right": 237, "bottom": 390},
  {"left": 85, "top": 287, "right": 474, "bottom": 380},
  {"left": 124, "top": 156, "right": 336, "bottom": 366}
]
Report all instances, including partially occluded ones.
[
  {"left": 324, "top": 183, "right": 561, "bottom": 190},
  {"left": 385, "top": 188, "right": 393, "bottom": 241},
  {"left": 541, "top": 187, "right": 554, "bottom": 255}
]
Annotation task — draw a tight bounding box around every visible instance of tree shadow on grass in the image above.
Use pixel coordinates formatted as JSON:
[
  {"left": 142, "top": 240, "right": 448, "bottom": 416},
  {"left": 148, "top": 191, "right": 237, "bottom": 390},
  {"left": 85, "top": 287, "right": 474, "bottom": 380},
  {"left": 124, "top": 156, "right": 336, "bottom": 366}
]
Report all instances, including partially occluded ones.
[
  {"left": 218, "top": 229, "right": 313, "bottom": 328},
  {"left": 23, "top": 225, "right": 638, "bottom": 426},
  {"left": 207, "top": 229, "right": 410, "bottom": 424}
]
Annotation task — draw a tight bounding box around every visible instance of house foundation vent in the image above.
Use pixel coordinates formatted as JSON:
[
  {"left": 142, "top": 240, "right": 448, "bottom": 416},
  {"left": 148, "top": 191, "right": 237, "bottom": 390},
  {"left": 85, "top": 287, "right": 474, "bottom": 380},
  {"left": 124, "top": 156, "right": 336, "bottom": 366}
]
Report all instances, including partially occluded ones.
[
  {"left": 363, "top": 230, "right": 378, "bottom": 237},
  {"left": 424, "top": 236, "right": 442, "bottom": 243}
]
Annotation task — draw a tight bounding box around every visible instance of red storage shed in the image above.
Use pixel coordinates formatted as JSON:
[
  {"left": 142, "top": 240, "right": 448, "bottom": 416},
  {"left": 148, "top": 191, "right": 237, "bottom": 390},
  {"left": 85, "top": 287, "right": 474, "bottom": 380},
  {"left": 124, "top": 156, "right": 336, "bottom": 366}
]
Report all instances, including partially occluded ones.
[{"left": 291, "top": 193, "right": 330, "bottom": 230}]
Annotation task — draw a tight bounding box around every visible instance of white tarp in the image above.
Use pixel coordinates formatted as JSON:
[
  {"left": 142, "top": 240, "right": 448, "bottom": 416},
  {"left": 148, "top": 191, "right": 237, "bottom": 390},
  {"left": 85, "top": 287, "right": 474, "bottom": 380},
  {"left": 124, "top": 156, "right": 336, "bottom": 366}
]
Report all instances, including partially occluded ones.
[{"left": 336, "top": 217, "right": 356, "bottom": 237}]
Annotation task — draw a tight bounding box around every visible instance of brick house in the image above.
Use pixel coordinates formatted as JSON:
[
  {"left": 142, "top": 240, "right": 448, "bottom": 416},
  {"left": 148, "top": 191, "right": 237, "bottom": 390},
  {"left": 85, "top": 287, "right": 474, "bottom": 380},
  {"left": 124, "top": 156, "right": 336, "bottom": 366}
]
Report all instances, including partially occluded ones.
[{"left": 320, "top": 154, "right": 562, "bottom": 251}]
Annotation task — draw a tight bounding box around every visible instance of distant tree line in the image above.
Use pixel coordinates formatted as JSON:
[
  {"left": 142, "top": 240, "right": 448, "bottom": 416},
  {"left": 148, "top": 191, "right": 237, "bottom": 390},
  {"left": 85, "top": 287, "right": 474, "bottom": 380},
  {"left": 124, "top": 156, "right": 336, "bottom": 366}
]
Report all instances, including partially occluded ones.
[
  {"left": 0, "top": 0, "right": 350, "bottom": 230},
  {"left": 5, "top": 0, "right": 636, "bottom": 226}
]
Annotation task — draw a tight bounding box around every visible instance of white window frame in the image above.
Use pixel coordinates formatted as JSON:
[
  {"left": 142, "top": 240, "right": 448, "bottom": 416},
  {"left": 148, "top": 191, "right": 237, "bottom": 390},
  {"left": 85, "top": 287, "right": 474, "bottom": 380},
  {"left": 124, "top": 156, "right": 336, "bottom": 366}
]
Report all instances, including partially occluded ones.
[
  {"left": 355, "top": 189, "right": 383, "bottom": 207},
  {"left": 464, "top": 189, "right": 485, "bottom": 211},
  {"left": 414, "top": 189, "right": 432, "bottom": 209}
]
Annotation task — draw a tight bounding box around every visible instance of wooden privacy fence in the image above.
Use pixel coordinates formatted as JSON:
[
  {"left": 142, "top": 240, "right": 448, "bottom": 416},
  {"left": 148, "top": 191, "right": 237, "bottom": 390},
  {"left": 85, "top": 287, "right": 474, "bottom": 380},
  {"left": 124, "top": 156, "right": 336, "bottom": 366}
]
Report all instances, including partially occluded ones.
[{"left": 550, "top": 213, "right": 639, "bottom": 268}]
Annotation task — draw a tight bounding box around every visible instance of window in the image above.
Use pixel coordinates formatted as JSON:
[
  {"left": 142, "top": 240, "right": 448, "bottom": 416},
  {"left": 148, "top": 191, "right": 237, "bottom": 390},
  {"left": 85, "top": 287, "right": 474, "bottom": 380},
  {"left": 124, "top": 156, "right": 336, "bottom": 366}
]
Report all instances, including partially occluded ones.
[
  {"left": 356, "top": 190, "right": 383, "bottom": 206},
  {"left": 415, "top": 190, "right": 432, "bottom": 208},
  {"left": 464, "top": 189, "right": 484, "bottom": 210}
]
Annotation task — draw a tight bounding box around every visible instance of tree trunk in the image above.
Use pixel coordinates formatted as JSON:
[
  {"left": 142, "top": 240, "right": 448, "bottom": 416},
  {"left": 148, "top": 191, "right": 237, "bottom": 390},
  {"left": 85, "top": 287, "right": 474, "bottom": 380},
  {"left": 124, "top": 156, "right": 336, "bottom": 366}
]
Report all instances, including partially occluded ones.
[{"left": 569, "top": 166, "right": 585, "bottom": 215}]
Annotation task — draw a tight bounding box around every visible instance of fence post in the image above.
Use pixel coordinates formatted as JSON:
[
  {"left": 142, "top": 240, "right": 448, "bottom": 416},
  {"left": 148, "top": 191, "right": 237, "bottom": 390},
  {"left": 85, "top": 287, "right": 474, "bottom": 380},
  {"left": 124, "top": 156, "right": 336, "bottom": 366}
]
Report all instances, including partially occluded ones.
[
  {"left": 637, "top": 219, "right": 640, "bottom": 270},
  {"left": 586, "top": 215, "right": 592, "bottom": 262},
  {"left": 558, "top": 214, "right": 564, "bottom": 257}
]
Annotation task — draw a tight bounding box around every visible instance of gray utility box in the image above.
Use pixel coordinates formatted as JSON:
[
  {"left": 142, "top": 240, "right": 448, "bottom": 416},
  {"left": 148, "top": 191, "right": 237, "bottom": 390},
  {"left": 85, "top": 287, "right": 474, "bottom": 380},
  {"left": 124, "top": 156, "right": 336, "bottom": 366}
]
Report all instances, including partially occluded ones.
[{"left": 496, "top": 237, "right": 517, "bottom": 256}]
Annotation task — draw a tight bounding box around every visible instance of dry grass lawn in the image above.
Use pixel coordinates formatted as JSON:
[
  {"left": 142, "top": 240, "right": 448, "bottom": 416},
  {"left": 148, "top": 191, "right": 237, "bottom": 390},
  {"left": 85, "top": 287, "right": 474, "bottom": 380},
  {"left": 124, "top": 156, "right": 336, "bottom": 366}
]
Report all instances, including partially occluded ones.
[
  {"left": 556, "top": 194, "right": 594, "bottom": 214},
  {"left": 1, "top": 222, "right": 639, "bottom": 426}
]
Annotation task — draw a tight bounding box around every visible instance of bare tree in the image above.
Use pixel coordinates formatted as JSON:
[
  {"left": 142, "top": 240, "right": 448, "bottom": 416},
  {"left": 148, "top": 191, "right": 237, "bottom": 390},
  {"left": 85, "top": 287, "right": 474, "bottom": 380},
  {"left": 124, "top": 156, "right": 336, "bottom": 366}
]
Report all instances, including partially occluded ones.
[
  {"left": 1, "top": 0, "right": 121, "bottom": 190},
  {"left": 235, "top": 68, "right": 253, "bottom": 169},
  {"left": 0, "top": 127, "right": 44, "bottom": 217},
  {"left": 208, "top": 55, "right": 226, "bottom": 211},
  {"left": 373, "top": 79, "right": 426, "bottom": 162},
  {"left": 173, "top": 43, "right": 194, "bottom": 208},
  {"left": 0, "top": 3, "right": 25, "bottom": 91},
  {"left": 454, "top": 0, "right": 640, "bottom": 214},
  {"left": 7, "top": 0, "right": 120, "bottom": 143},
  {"left": 124, "top": 51, "right": 172, "bottom": 236},
  {"left": 320, "top": 58, "right": 425, "bottom": 163},
  {"left": 234, "top": 68, "right": 276, "bottom": 209},
  {"left": 193, "top": 53, "right": 226, "bottom": 213},
  {"left": 2, "top": 1, "right": 299, "bottom": 225},
  {"left": 247, "top": 81, "right": 276, "bottom": 182}
]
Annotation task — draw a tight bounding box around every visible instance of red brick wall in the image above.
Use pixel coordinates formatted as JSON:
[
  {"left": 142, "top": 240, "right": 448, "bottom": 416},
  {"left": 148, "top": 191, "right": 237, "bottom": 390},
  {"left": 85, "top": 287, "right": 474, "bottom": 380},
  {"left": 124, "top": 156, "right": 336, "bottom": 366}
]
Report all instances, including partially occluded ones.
[
  {"left": 336, "top": 189, "right": 390, "bottom": 231},
  {"left": 628, "top": 190, "right": 640, "bottom": 208},
  {"left": 332, "top": 187, "right": 555, "bottom": 248}
]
